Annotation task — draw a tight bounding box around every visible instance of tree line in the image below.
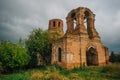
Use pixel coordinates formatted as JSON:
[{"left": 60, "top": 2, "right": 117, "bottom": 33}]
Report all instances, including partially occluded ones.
[{"left": 109, "top": 51, "right": 120, "bottom": 63}]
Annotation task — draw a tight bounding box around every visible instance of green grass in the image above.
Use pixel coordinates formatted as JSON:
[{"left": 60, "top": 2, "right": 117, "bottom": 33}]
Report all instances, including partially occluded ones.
[{"left": 0, "top": 63, "right": 120, "bottom": 80}]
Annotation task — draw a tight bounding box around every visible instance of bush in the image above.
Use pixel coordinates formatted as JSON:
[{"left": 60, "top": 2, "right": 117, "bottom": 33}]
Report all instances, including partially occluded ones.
[{"left": 0, "top": 40, "right": 30, "bottom": 73}]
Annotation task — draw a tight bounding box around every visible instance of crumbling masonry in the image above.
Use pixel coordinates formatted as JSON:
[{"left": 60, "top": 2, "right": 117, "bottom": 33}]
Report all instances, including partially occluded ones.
[{"left": 48, "top": 7, "right": 109, "bottom": 69}]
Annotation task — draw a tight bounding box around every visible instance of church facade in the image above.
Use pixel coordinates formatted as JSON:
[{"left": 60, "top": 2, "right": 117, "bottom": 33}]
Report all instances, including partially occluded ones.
[{"left": 48, "top": 7, "right": 109, "bottom": 69}]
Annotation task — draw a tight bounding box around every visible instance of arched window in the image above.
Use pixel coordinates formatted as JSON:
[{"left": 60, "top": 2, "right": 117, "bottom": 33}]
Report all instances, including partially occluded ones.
[
  {"left": 53, "top": 21, "right": 55, "bottom": 27},
  {"left": 84, "top": 11, "right": 90, "bottom": 28},
  {"left": 58, "top": 22, "right": 60, "bottom": 27},
  {"left": 58, "top": 48, "right": 62, "bottom": 62},
  {"left": 71, "top": 13, "right": 77, "bottom": 29},
  {"left": 84, "top": 11, "right": 93, "bottom": 39}
]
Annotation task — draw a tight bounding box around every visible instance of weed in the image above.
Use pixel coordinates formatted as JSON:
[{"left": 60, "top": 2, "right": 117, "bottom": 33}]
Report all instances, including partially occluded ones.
[
  {"left": 45, "top": 72, "right": 68, "bottom": 80},
  {"left": 30, "top": 71, "right": 44, "bottom": 80},
  {"left": 69, "top": 73, "right": 83, "bottom": 80}
]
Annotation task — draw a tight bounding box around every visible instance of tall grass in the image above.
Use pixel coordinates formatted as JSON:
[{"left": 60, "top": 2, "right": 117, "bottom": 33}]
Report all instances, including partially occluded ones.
[
  {"left": 0, "top": 63, "right": 120, "bottom": 80},
  {"left": 101, "top": 63, "right": 120, "bottom": 79}
]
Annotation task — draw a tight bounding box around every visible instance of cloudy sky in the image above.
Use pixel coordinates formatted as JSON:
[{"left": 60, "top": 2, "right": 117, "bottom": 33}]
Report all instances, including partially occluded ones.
[{"left": 0, "top": 0, "right": 120, "bottom": 52}]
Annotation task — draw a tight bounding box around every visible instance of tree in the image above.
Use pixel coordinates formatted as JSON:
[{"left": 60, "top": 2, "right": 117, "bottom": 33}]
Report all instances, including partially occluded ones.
[
  {"left": 18, "top": 37, "right": 25, "bottom": 47},
  {"left": 115, "top": 53, "right": 120, "bottom": 62},
  {"left": 26, "top": 28, "right": 52, "bottom": 67},
  {"left": 0, "top": 40, "right": 30, "bottom": 73},
  {"left": 109, "top": 51, "right": 116, "bottom": 63}
]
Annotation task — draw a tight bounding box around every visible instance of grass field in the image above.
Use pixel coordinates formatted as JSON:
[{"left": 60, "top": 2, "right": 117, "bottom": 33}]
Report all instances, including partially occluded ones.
[{"left": 0, "top": 63, "right": 120, "bottom": 80}]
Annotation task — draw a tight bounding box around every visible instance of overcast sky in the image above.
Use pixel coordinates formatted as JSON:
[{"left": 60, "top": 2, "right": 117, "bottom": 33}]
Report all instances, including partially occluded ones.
[{"left": 0, "top": 0, "right": 120, "bottom": 52}]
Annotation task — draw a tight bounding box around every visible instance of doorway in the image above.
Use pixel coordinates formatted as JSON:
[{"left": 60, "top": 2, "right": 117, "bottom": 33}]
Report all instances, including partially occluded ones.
[{"left": 86, "top": 47, "right": 98, "bottom": 66}]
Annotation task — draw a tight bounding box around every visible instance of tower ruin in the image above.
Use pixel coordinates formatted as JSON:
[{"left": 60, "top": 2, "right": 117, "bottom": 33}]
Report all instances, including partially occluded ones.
[
  {"left": 48, "top": 19, "right": 64, "bottom": 41},
  {"left": 49, "top": 7, "right": 109, "bottom": 69}
]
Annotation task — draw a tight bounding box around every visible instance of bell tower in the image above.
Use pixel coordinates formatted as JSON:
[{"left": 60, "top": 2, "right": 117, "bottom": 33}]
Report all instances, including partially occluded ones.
[
  {"left": 66, "top": 7, "right": 100, "bottom": 39},
  {"left": 48, "top": 19, "right": 64, "bottom": 40}
]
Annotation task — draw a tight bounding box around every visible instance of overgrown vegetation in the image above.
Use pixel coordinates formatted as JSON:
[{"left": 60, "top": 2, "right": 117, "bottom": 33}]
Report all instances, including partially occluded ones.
[
  {"left": 0, "top": 63, "right": 120, "bottom": 80},
  {"left": 0, "top": 28, "right": 120, "bottom": 80},
  {"left": 110, "top": 51, "right": 120, "bottom": 63},
  {"left": 25, "top": 28, "right": 52, "bottom": 67},
  {"left": 0, "top": 28, "right": 52, "bottom": 73},
  {"left": 0, "top": 40, "right": 30, "bottom": 73}
]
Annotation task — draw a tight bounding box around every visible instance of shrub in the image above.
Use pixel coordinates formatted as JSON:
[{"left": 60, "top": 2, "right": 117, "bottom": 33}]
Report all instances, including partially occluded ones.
[{"left": 0, "top": 40, "right": 30, "bottom": 73}]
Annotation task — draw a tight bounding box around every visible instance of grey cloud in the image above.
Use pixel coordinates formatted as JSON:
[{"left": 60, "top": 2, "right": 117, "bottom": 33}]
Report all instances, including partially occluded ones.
[{"left": 0, "top": 0, "right": 120, "bottom": 52}]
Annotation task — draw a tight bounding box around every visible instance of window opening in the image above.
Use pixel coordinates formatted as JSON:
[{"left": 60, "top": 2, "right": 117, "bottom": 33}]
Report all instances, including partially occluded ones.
[
  {"left": 58, "top": 48, "right": 62, "bottom": 62},
  {"left": 58, "top": 22, "right": 60, "bottom": 27},
  {"left": 53, "top": 21, "right": 55, "bottom": 27},
  {"left": 71, "top": 13, "right": 77, "bottom": 29}
]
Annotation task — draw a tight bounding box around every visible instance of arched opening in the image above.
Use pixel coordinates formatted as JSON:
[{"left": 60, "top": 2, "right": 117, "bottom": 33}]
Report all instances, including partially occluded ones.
[
  {"left": 53, "top": 21, "right": 56, "bottom": 27},
  {"left": 84, "top": 11, "right": 90, "bottom": 29},
  {"left": 84, "top": 11, "right": 93, "bottom": 38},
  {"left": 58, "top": 22, "right": 60, "bottom": 27},
  {"left": 58, "top": 48, "right": 62, "bottom": 62},
  {"left": 86, "top": 47, "right": 98, "bottom": 66},
  {"left": 84, "top": 11, "right": 90, "bottom": 28},
  {"left": 71, "top": 13, "right": 77, "bottom": 29}
]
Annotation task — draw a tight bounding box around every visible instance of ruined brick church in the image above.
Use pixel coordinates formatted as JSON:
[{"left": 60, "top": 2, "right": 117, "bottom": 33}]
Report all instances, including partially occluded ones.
[{"left": 48, "top": 7, "right": 109, "bottom": 69}]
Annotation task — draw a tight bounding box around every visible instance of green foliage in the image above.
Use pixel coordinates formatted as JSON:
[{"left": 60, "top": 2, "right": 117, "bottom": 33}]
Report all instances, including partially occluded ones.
[
  {"left": 0, "top": 73, "right": 29, "bottom": 80},
  {"left": 50, "top": 30, "right": 61, "bottom": 42},
  {"left": 0, "top": 40, "right": 30, "bottom": 72},
  {"left": 102, "top": 63, "right": 120, "bottom": 77},
  {"left": 0, "top": 72, "right": 29, "bottom": 80},
  {"left": 18, "top": 37, "right": 25, "bottom": 47},
  {"left": 109, "top": 51, "right": 120, "bottom": 63},
  {"left": 26, "top": 28, "right": 52, "bottom": 67},
  {"left": 115, "top": 53, "right": 120, "bottom": 62},
  {"left": 0, "top": 62, "right": 3, "bottom": 72},
  {"left": 109, "top": 51, "right": 116, "bottom": 63},
  {"left": 0, "top": 64, "right": 120, "bottom": 80}
]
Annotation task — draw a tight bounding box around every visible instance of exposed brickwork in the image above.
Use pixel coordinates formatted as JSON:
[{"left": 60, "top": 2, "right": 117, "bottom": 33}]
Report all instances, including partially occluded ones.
[
  {"left": 48, "top": 19, "right": 64, "bottom": 42},
  {"left": 49, "top": 7, "right": 109, "bottom": 69}
]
